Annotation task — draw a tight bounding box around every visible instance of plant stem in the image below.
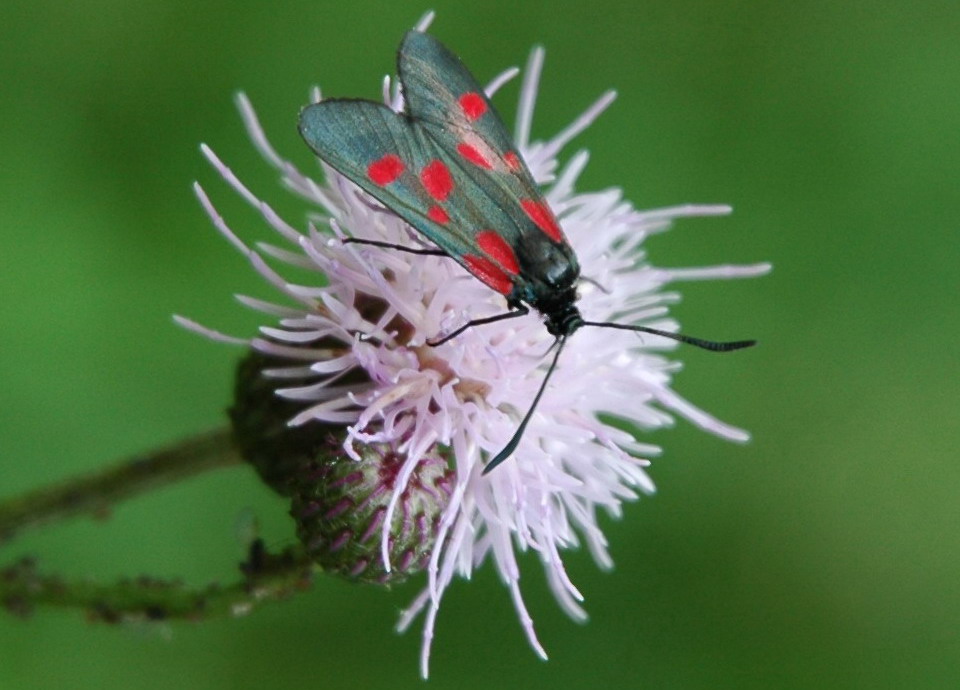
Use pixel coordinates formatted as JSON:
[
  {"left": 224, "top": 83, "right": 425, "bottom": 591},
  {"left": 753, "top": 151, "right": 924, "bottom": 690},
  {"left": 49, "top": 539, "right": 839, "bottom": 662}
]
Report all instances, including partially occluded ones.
[
  {"left": 1, "top": 541, "right": 316, "bottom": 622},
  {"left": 0, "top": 428, "right": 241, "bottom": 546}
]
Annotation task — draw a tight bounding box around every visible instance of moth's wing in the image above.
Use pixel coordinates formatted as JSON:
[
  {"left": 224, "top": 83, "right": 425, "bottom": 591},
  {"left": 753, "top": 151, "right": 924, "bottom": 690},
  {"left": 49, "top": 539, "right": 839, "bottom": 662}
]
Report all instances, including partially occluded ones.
[
  {"left": 398, "top": 30, "right": 573, "bottom": 255},
  {"left": 299, "top": 98, "right": 473, "bottom": 260},
  {"left": 398, "top": 30, "right": 516, "bottom": 158},
  {"left": 300, "top": 98, "right": 531, "bottom": 295}
]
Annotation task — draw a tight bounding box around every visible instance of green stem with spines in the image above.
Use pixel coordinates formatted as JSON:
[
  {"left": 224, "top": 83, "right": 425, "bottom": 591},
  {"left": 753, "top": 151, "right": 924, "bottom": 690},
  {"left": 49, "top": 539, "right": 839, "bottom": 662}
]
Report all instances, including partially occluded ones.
[
  {"left": 0, "top": 427, "right": 318, "bottom": 621},
  {"left": 1, "top": 544, "right": 316, "bottom": 622},
  {"left": 0, "top": 428, "right": 240, "bottom": 546}
]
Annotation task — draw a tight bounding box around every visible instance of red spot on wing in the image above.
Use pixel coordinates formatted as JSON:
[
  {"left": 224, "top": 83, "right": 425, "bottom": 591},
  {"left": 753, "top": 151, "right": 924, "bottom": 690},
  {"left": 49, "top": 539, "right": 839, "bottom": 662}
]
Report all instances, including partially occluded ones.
[
  {"left": 427, "top": 205, "right": 450, "bottom": 224},
  {"left": 476, "top": 230, "right": 520, "bottom": 275},
  {"left": 367, "top": 154, "right": 404, "bottom": 185},
  {"left": 503, "top": 151, "right": 522, "bottom": 171},
  {"left": 521, "top": 199, "right": 563, "bottom": 243},
  {"left": 464, "top": 254, "right": 515, "bottom": 295},
  {"left": 458, "top": 92, "right": 487, "bottom": 120},
  {"left": 420, "top": 160, "right": 454, "bottom": 201},
  {"left": 457, "top": 143, "right": 492, "bottom": 169}
]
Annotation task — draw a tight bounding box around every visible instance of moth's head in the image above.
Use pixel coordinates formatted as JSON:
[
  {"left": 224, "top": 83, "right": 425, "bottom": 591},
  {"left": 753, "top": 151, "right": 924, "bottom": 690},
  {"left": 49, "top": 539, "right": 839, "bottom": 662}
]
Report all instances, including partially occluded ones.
[{"left": 538, "top": 288, "right": 583, "bottom": 338}]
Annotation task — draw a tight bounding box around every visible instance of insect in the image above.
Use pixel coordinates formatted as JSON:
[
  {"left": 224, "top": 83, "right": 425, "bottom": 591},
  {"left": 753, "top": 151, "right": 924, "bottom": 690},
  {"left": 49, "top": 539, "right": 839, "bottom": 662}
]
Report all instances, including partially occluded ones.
[{"left": 299, "top": 30, "right": 755, "bottom": 474}]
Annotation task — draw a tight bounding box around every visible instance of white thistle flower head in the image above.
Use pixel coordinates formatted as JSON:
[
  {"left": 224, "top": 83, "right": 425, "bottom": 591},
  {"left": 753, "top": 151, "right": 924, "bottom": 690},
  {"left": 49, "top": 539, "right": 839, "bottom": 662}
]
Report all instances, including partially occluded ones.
[{"left": 178, "top": 13, "right": 770, "bottom": 678}]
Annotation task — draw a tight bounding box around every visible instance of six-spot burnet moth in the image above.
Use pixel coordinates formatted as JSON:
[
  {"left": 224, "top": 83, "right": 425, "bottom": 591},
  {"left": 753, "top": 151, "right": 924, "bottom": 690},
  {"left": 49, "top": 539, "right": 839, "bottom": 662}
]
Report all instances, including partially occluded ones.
[{"left": 298, "top": 30, "right": 755, "bottom": 474}]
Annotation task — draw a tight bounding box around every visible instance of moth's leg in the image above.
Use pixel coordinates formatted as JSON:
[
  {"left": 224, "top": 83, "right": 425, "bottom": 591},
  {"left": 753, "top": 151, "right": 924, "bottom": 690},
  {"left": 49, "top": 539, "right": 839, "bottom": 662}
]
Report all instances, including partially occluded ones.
[
  {"left": 342, "top": 237, "right": 447, "bottom": 256},
  {"left": 427, "top": 305, "right": 530, "bottom": 347},
  {"left": 579, "top": 275, "right": 611, "bottom": 294}
]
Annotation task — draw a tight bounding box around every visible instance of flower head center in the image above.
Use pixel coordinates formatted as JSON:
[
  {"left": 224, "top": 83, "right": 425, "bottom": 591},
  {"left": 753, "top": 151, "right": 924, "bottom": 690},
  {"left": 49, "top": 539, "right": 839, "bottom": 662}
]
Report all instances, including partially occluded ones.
[{"left": 412, "top": 345, "right": 491, "bottom": 405}]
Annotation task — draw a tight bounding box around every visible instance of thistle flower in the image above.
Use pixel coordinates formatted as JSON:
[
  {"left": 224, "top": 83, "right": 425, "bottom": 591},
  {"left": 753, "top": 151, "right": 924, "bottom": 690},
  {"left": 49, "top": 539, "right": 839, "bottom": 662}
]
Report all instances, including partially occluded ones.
[{"left": 178, "top": 13, "right": 770, "bottom": 678}]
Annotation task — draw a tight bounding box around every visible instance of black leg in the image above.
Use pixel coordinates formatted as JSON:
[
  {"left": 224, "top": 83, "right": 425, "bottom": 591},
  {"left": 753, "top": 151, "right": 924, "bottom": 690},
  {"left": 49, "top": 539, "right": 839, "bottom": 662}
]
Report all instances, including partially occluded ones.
[
  {"left": 579, "top": 275, "right": 611, "bottom": 294},
  {"left": 342, "top": 237, "right": 447, "bottom": 256},
  {"left": 427, "top": 305, "right": 530, "bottom": 347}
]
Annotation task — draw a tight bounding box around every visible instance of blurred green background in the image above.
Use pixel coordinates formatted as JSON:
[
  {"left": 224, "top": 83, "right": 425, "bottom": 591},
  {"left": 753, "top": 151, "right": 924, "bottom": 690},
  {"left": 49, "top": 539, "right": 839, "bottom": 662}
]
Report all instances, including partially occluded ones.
[{"left": 2, "top": 0, "right": 958, "bottom": 688}]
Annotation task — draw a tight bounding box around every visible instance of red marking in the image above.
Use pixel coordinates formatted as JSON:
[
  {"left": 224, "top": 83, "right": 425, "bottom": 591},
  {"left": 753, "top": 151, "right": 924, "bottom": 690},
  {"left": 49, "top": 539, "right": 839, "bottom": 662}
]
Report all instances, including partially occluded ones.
[
  {"left": 504, "top": 151, "right": 522, "bottom": 171},
  {"left": 521, "top": 199, "right": 563, "bottom": 242},
  {"left": 457, "top": 143, "right": 492, "bottom": 169},
  {"left": 459, "top": 92, "right": 487, "bottom": 120},
  {"left": 464, "top": 254, "right": 514, "bottom": 295},
  {"left": 420, "top": 160, "right": 454, "bottom": 201},
  {"left": 367, "top": 154, "right": 404, "bottom": 185},
  {"left": 476, "top": 230, "right": 519, "bottom": 275},
  {"left": 428, "top": 205, "right": 450, "bottom": 224}
]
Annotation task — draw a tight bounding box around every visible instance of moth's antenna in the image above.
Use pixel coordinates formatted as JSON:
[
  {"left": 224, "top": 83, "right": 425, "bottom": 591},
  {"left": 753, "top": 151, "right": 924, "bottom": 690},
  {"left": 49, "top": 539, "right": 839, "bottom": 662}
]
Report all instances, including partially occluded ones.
[
  {"left": 483, "top": 335, "right": 569, "bottom": 475},
  {"left": 581, "top": 321, "right": 756, "bottom": 352}
]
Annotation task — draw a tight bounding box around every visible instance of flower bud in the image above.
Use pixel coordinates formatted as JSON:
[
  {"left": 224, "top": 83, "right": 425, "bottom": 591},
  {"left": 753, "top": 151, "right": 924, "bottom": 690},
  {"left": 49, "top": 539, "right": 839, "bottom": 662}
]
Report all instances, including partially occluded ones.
[{"left": 290, "top": 441, "right": 453, "bottom": 585}]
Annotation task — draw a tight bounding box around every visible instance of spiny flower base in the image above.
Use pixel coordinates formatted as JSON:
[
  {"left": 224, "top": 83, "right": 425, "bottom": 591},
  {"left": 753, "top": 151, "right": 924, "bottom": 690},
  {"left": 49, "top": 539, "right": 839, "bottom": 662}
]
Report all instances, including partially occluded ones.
[{"left": 290, "top": 443, "right": 454, "bottom": 585}]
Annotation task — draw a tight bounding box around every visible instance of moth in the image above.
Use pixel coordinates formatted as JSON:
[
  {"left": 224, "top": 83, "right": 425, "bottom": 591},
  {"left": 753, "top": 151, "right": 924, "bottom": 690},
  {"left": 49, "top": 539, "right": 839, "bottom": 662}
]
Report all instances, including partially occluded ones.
[{"left": 299, "top": 30, "right": 754, "bottom": 473}]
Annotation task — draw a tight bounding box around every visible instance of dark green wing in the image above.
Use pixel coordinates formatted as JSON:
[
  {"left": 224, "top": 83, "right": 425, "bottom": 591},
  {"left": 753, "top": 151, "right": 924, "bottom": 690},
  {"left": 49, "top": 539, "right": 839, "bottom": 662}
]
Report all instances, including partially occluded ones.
[
  {"left": 398, "top": 30, "right": 572, "bottom": 251},
  {"left": 298, "top": 31, "right": 576, "bottom": 298},
  {"left": 299, "top": 99, "right": 470, "bottom": 260}
]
